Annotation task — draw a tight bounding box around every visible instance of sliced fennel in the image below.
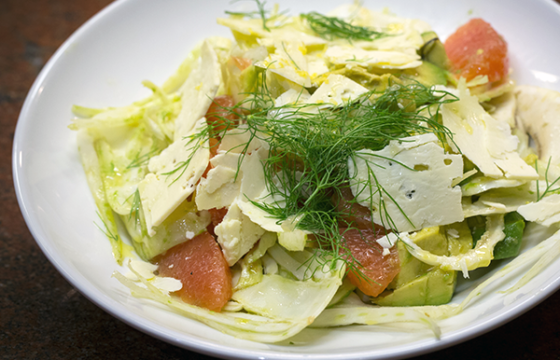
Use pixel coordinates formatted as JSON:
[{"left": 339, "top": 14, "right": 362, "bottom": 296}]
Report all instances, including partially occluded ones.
[
  {"left": 77, "top": 130, "right": 126, "bottom": 264},
  {"left": 400, "top": 215, "right": 506, "bottom": 277},
  {"left": 232, "top": 272, "right": 342, "bottom": 321}
]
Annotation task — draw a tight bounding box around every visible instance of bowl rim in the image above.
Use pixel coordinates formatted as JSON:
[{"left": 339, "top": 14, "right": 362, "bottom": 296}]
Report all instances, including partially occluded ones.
[{"left": 11, "top": 0, "right": 560, "bottom": 359}]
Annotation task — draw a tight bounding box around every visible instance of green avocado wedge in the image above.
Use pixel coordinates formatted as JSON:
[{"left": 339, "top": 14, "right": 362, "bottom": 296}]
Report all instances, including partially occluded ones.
[
  {"left": 419, "top": 31, "right": 451, "bottom": 70},
  {"left": 372, "top": 224, "right": 471, "bottom": 306},
  {"left": 403, "top": 61, "right": 447, "bottom": 87},
  {"left": 373, "top": 268, "right": 456, "bottom": 307}
]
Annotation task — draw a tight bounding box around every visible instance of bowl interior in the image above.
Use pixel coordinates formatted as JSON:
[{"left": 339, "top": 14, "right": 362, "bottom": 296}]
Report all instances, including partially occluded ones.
[{"left": 13, "top": 0, "right": 560, "bottom": 359}]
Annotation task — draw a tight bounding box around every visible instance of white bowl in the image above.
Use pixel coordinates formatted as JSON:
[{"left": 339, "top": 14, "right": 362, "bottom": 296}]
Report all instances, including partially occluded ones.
[{"left": 13, "top": 0, "right": 560, "bottom": 359}]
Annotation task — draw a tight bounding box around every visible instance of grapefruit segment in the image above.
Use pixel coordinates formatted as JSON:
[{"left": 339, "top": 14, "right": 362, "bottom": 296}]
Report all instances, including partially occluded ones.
[
  {"left": 206, "top": 95, "right": 237, "bottom": 135},
  {"left": 342, "top": 228, "right": 400, "bottom": 297},
  {"left": 155, "top": 231, "right": 232, "bottom": 312},
  {"left": 444, "top": 18, "right": 508, "bottom": 83}
]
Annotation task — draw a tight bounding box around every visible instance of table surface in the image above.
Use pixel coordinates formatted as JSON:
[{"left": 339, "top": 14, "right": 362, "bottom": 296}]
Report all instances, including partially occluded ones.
[{"left": 2, "top": 1, "right": 560, "bottom": 359}]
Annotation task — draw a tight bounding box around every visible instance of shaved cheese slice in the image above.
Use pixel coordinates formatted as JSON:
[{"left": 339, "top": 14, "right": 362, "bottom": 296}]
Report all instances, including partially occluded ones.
[
  {"left": 128, "top": 259, "right": 157, "bottom": 280},
  {"left": 151, "top": 277, "right": 183, "bottom": 292},
  {"left": 348, "top": 133, "right": 464, "bottom": 232},
  {"left": 196, "top": 145, "right": 268, "bottom": 210},
  {"left": 218, "top": 126, "right": 270, "bottom": 154},
  {"left": 175, "top": 41, "right": 222, "bottom": 139},
  {"left": 400, "top": 215, "right": 506, "bottom": 277},
  {"left": 127, "top": 259, "right": 183, "bottom": 293},
  {"left": 307, "top": 74, "right": 368, "bottom": 107},
  {"left": 236, "top": 169, "right": 288, "bottom": 233},
  {"left": 325, "top": 46, "right": 422, "bottom": 69},
  {"left": 441, "top": 81, "right": 538, "bottom": 180},
  {"left": 195, "top": 152, "right": 241, "bottom": 210},
  {"left": 517, "top": 194, "right": 560, "bottom": 227},
  {"left": 139, "top": 118, "right": 209, "bottom": 235},
  {"left": 515, "top": 85, "right": 560, "bottom": 164},
  {"left": 215, "top": 200, "right": 266, "bottom": 266},
  {"left": 237, "top": 200, "right": 283, "bottom": 233}
]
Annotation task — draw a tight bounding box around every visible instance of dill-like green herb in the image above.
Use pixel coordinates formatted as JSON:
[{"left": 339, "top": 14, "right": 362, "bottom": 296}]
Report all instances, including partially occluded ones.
[
  {"left": 301, "top": 11, "right": 386, "bottom": 42},
  {"left": 95, "top": 211, "right": 121, "bottom": 249},
  {"left": 536, "top": 157, "right": 560, "bottom": 201},
  {"left": 281, "top": 42, "right": 300, "bottom": 70},
  {"left": 127, "top": 144, "right": 160, "bottom": 169}
]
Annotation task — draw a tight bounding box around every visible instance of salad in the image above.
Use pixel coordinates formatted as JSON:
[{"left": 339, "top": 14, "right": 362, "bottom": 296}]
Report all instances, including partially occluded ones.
[{"left": 70, "top": 2, "right": 560, "bottom": 343}]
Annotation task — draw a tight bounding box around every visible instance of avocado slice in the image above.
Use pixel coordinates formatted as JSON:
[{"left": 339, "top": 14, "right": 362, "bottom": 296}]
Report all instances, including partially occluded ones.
[
  {"left": 402, "top": 61, "right": 447, "bottom": 87},
  {"left": 390, "top": 226, "right": 447, "bottom": 288},
  {"left": 494, "top": 212, "right": 525, "bottom": 259},
  {"left": 374, "top": 268, "right": 456, "bottom": 306},
  {"left": 420, "top": 31, "right": 452, "bottom": 70},
  {"left": 372, "top": 224, "right": 472, "bottom": 306}
]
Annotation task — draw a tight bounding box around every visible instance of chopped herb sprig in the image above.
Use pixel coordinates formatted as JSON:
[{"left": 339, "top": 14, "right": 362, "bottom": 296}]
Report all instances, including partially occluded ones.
[
  {"left": 536, "top": 157, "right": 560, "bottom": 201},
  {"left": 301, "top": 11, "right": 387, "bottom": 42}
]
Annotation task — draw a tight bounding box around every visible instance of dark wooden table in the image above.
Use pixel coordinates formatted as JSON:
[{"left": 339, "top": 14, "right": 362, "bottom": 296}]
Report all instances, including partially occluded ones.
[{"left": 2, "top": 1, "right": 559, "bottom": 359}]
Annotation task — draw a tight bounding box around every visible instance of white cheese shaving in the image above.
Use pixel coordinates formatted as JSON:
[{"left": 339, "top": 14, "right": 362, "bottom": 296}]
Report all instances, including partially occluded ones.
[
  {"left": 215, "top": 200, "right": 266, "bottom": 266},
  {"left": 175, "top": 41, "right": 222, "bottom": 140},
  {"left": 126, "top": 259, "right": 182, "bottom": 293},
  {"left": 151, "top": 277, "right": 183, "bottom": 292},
  {"left": 128, "top": 259, "right": 157, "bottom": 280},
  {"left": 195, "top": 152, "right": 242, "bottom": 210},
  {"left": 139, "top": 118, "right": 209, "bottom": 235},
  {"left": 348, "top": 133, "right": 464, "bottom": 232},
  {"left": 517, "top": 194, "right": 560, "bottom": 227},
  {"left": 196, "top": 145, "right": 268, "bottom": 211},
  {"left": 440, "top": 81, "right": 538, "bottom": 180},
  {"left": 446, "top": 229, "right": 460, "bottom": 239},
  {"left": 376, "top": 233, "right": 399, "bottom": 248}
]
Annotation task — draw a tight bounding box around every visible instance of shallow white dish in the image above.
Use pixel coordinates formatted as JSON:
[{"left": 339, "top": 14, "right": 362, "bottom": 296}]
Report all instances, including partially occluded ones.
[{"left": 12, "top": 0, "right": 560, "bottom": 359}]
